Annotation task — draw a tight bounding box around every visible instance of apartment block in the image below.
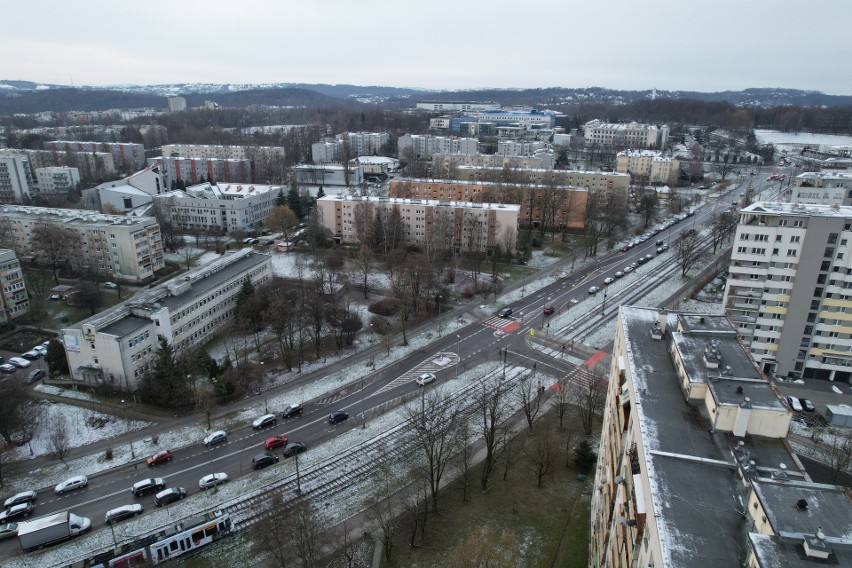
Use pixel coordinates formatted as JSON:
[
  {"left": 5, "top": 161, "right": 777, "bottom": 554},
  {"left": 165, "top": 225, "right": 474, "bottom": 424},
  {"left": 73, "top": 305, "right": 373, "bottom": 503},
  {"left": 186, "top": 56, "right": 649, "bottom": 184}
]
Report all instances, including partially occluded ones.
[
  {"left": 152, "top": 182, "right": 281, "bottom": 234},
  {"left": 167, "top": 96, "right": 187, "bottom": 112},
  {"left": 397, "top": 135, "right": 479, "bottom": 159},
  {"left": 15, "top": 148, "right": 116, "bottom": 180},
  {"left": 616, "top": 150, "right": 681, "bottom": 185},
  {"left": 293, "top": 164, "right": 363, "bottom": 187},
  {"left": 584, "top": 120, "right": 669, "bottom": 149},
  {"left": 156, "top": 156, "right": 252, "bottom": 186},
  {"left": 160, "top": 144, "right": 285, "bottom": 161},
  {"left": 62, "top": 250, "right": 272, "bottom": 391},
  {"left": 335, "top": 132, "right": 389, "bottom": 156},
  {"left": 0, "top": 153, "right": 34, "bottom": 203},
  {"left": 792, "top": 171, "right": 852, "bottom": 206},
  {"left": 453, "top": 166, "right": 630, "bottom": 197},
  {"left": 35, "top": 166, "right": 81, "bottom": 194},
  {"left": 0, "top": 249, "right": 29, "bottom": 323},
  {"left": 0, "top": 206, "right": 163, "bottom": 283},
  {"left": 316, "top": 195, "right": 518, "bottom": 253},
  {"left": 723, "top": 201, "right": 852, "bottom": 381},
  {"left": 591, "top": 307, "right": 851, "bottom": 567},
  {"left": 389, "top": 177, "right": 588, "bottom": 231},
  {"left": 415, "top": 101, "right": 500, "bottom": 112},
  {"left": 44, "top": 141, "right": 145, "bottom": 170}
]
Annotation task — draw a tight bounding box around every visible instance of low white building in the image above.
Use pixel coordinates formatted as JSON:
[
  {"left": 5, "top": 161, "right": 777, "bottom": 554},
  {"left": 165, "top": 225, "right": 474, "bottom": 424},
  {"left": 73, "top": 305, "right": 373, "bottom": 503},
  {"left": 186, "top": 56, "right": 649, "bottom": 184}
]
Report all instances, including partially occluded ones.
[
  {"left": 584, "top": 120, "right": 669, "bottom": 149},
  {"left": 35, "top": 166, "right": 81, "bottom": 195},
  {"left": 616, "top": 150, "right": 681, "bottom": 185},
  {"left": 88, "top": 165, "right": 167, "bottom": 214},
  {"left": 62, "top": 250, "right": 272, "bottom": 392}
]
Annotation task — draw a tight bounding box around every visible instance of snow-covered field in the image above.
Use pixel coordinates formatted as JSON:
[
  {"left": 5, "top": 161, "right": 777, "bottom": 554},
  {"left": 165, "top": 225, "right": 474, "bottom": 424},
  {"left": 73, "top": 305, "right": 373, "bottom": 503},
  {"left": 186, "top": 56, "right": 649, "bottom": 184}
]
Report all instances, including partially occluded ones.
[{"left": 755, "top": 129, "right": 852, "bottom": 148}]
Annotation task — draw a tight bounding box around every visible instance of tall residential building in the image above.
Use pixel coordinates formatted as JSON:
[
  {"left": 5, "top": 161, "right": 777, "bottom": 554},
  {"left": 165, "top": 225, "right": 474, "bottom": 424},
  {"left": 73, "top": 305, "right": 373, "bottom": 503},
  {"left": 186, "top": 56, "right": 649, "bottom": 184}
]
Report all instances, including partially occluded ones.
[
  {"left": 11, "top": 148, "right": 117, "bottom": 180},
  {"left": 0, "top": 249, "right": 29, "bottom": 323},
  {"left": 152, "top": 182, "right": 281, "bottom": 233},
  {"left": 415, "top": 101, "right": 500, "bottom": 112},
  {"left": 62, "top": 250, "right": 272, "bottom": 392},
  {"left": 592, "top": 307, "right": 852, "bottom": 568},
  {"left": 0, "top": 206, "right": 163, "bottom": 283},
  {"left": 293, "top": 164, "right": 363, "bottom": 187},
  {"left": 316, "top": 195, "right": 518, "bottom": 253},
  {"left": 335, "top": 132, "right": 389, "bottom": 156},
  {"left": 723, "top": 201, "right": 852, "bottom": 381},
  {"left": 397, "top": 135, "right": 479, "bottom": 159},
  {"left": 584, "top": 120, "right": 669, "bottom": 149},
  {"left": 167, "top": 96, "right": 187, "bottom": 112},
  {"left": 44, "top": 141, "right": 146, "bottom": 170},
  {"left": 453, "top": 166, "right": 630, "bottom": 196},
  {"left": 35, "top": 166, "right": 81, "bottom": 195},
  {"left": 0, "top": 153, "right": 34, "bottom": 203},
  {"left": 616, "top": 150, "right": 681, "bottom": 185},
  {"left": 792, "top": 171, "right": 852, "bottom": 206},
  {"left": 433, "top": 153, "right": 556, "bottom": 171},
  {"left": 160, "top": 144, "right": 285, "bottom": 161},
  {"left": 155, "top": 156, "right": 252, "bottom": 186}
]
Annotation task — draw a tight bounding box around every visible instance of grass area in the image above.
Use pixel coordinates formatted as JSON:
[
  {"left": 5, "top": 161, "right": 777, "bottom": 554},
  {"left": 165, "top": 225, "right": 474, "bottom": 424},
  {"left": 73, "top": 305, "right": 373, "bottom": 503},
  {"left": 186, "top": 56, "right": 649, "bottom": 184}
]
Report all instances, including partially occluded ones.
[{"left": 383, "top": 409, "right": 592, "bottom": 568}]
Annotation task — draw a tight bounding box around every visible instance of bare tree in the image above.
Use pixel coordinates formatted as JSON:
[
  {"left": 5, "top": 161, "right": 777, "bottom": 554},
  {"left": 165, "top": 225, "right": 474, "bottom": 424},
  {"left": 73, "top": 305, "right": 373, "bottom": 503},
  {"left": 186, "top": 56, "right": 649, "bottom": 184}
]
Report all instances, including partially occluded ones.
[
  {"left": 368, "top": 494, "right": 399, "bottom": 563},
  {"left": 290, "top": 498, "right": 322, "bottom": 568},
  {"left": 517, "top": 367, "right": 544, "bottom": 433},
  {"left": 353, "top": 245, "right": 374, "bottom": 299},
  {"left": 402, "top": 481, "right": 430, "bottom": 547},
  {"left": 526, "top": 427, "right": 554, "bottom": 487},
  {"left": 818, "top": 427, "right": 852, "bottom": 484},
  {"left": 477, "top": 375, "right": 512, "bottom": 491},
  {"left": 636, "top": 191, "right": 659, "bottom": 229},
  {"left": 48, "top": 419, "right": 71, "bottom": 468},
  {"left": 447, "top": 526, "right": 522, "bottom": 568},
  {"left": 553, "top": 380, "right": 571, "bottom": 431},
  {"left": 265, "top": 204, "right": 299, "bottom": 252},
  {"left": 675, "top": 231, "right": 702, "bottom": 276},
  {"left": 31, "top": 224, "right": 71, "bottom": 284},
  {"left": 251, "top": 493, "right": 294, "bottom": 568},
  {"left": 0, "top": 382, "right": 38, "bottom": 446},
  {"left": 572, "top": 372, "right": 607, "bottom": 436}
]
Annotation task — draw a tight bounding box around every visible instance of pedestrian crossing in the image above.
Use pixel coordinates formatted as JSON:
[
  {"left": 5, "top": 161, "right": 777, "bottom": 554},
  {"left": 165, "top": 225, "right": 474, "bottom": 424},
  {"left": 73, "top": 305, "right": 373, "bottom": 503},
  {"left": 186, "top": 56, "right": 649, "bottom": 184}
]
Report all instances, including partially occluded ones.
[
  {"left": 375, "top": 352, "right": 460, "bottom": 394},
  {"left": 482, "top": 316, "right": 521, "bottom": 333}
]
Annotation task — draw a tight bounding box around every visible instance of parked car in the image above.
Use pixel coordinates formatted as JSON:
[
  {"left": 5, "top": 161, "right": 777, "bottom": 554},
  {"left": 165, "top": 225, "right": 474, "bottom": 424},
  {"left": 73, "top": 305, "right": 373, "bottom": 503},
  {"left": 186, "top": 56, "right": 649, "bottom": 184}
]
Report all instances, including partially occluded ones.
[
  {"left": 8, "top": 357, "right": 31, "bottom": 368},
  {"left": 543, "top": 305, "right": 555, "bottom": 315},
  {"left": 588, "top": 286, "right": 600, "bottom": 295},
  {"left": 497, "top": 308, "right": 513, "bottom": 318},
  {"left": 614, "top": 271, "right": 624, "bottom": 279},
  {"left": 264, "top": 435, "right": 288, "bottom": 450},
  {"left": 282, "top": 403, "right": 304, "bottom": 419},
  {"left": 54, "top": 475, "right": 88, "bottom": 495},
  {"left": 786, "top": 396, "right": 803, "bottom": 412},
  {"left": 203, "top": 430, "right": 227, "bottom": 446},
  {"left": 131, "top": 477, "right": 166, "bottom": 497},
  {"left": 0, "top": 503, "right": 33, "bottom": 522},
  {"left": 21, "top": 351, "right": 41, "bottom": 360},
  {"left": 103, "top": 282, "right": 119, "bottom": 290},
  {"left": 32, "top": 345, "right": 47, "bottom": 356},
  {"left": 26, "top": 369, "right": 45, "bottom": 384},
  {"left": 252, "top": 452, "right": 279, "bottom": 470},
  {"left": 0, "top": 364, "right": 16, "bottom": 374},
  {"left": 0, "top": 523, "right": 18, "bottom": 540},
  {"left": 105, "top": 504, "right": 142, "bottom": 524},
  {"left": 329, "top": 410, "right": 349, "bottom": 425},
  {"left": 603, "top": 277, "right": 614, "bottom": 285},
  {"left": 252, "top": 414, "right": 277, "bottom": 430},
  {"left": 146, "top": 450, "right": 173, "bottom": 466},
  {"left": 4, "top": 491, "right": 37, "bottom": 509},
  {"left": 656, "top": 240, "right": 664, "bottom": 246},
  {"left": 154, "top": 487, "right": 186, "bottom": 507},
  {"left": 799, "top": 398, "right": 815, "bottom": 412},
  {"left": 282, "top": 441, "right": 307, "bottom": 458},
  {"left": 198, "top": 473, "right": 229, "bottom": 490},
  {"left": 415, "top": 373, "right": 436, "bottom": 386}
]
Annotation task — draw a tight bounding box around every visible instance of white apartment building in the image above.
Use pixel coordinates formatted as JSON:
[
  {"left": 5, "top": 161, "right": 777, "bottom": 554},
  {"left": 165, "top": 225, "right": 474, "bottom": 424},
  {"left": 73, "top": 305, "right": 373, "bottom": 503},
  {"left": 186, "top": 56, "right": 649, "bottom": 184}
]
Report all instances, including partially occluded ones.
[
  {"left": 723, "top": 201, "right": 852, "bottom": 382},
  {"left": 469, "top": 109, "right": 558, "bottom": 131},
  {"left": 584, "top": 120, "right": 669, "bottom": 149},
  {"left": 0, "top": 206, "right": 164, "bottom": 283},
  {"left": 154, "top": 156, "right": 252, "bottom": 186},
  {"left": 397, "top": 135, "right": 479, "bottom": 159},
  {"left": 616, "top": 150, "right": 681, "bottom": 185},
  {"left": 0, "top": 153, "right": 34, "bottom": 203},
  {"left": 44, "top": 141, "right": 146, "bottom": 170},
  {"left": 311, "top": 142, "right": 339, "bottom": 163},
  {"left": 293, "top": 164, "right": 363, "bottom": 187},
  {"left": 454, "top": 166, "right": 630, "bottom": 196},
  {"left": 434, "top": 153, "right": 556, "bottom": 171},
  {"left": 792, "top": 171, "right": 852, "bottom": 206},
  {"left": 335, "top": 132, "right": 389, "bottom": 156},
  {"left": 317, "top": 195, "right": 519, "bottom": 252},
  {"left": 496, "top": 140, "right": 548, "bottom": 157},
  {"left": 415, "top": 101, "right": 500, "bottom": 112},
  {"left": 35, "top": 166, "right": 81, "bottom": 194},
  {"left": 167, "top": 96, "right": 187, "bottom": 112},
  {"left": 15, "top": 149, "right": 117, "bottom": 180},
  {"left": 0, "top": 249, "right": 29, "bottom": 323},
  {"left": 160, "top": 144, "right": 285, "bottom": 161},
  {"left": 152, "top": 182, "right": 281, "bottom": 234},
  {"left": 62, "top": 250, "right": 272, "bottom": 392}
]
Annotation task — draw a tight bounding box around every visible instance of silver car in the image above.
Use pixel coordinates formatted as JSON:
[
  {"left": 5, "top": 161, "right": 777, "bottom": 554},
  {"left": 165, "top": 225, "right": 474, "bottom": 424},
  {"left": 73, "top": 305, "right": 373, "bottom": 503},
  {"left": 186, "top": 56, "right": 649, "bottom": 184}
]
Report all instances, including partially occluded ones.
[
  {"left": 198, "top": 473, "right": 229, "bottom": 490},
  {"left": 55, "top": 475, "right": 88, "bottom": 495},
  {"left": 203, "top": 430, "right": 227, "bottom": 446}
]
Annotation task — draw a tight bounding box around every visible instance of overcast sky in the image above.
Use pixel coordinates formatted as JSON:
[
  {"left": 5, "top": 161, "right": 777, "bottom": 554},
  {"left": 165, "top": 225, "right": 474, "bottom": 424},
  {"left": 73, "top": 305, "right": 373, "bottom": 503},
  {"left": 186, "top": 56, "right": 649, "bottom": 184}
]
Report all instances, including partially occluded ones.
[{"left": 4, "top": 0, "right": 849, "bottom": 95}]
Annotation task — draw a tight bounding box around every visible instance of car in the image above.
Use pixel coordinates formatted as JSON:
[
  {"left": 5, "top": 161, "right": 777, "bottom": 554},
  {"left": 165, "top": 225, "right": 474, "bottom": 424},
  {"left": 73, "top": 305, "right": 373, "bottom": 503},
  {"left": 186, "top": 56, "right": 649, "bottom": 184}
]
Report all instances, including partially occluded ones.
[
  {"left": 687, "top": 228, "right": 697, "bottom": 235},
  {"left": 656, "top": 240, "right": 664, "bottom": 246},
  {"left": 8, "top": 357, "right": 30, "bottom": 368},
  {"left": 0, "top": 523, "right": 18, "bottom": 540},
  {"left": 282, "top": 441, "right": 307, "bottom": 458},
  {"left": 637, "top": 257, "right": 647, "bottom": 265},
  {"left": 3, "top": 491, "right": 37, "bottom": 509},
  {"left": 614, "top": 271, "right": 624, "bottom": 279},
  {"left": 619, "top": 246, "right": 629, "bottom": 253},
  {"left": 203, "top": 430, "right": 227, "bottom": 446},
  {"left": 252, "top": 414, "right": 277, "bottom": 430},
  {"left": 603, "top": 277, "right": 614, "bottom": 285},
  {"left": 265, "top": 435, "right": 288, "bottom": 450},
  {"left": 645, "top": 254, "right": 654, "bottom": 262},
  {"left": 104, "top": 282, "right": 119, "bottom": 290},
  {"left": 497, "top": 308, "right": 513, "bottom": 318},
  {"left": 32, "top": 345, "right": 47, "bottom": 356},
  {"left": 146, "top": 450, "right": 173, "bottom": 466},
  {"left": 54, "top": 475, "right": 88, "bottom": 495},
  {"left": 800, "top": 398, "right": 815, "bottom": 412},
  {"left": 415, "top": 373, "right": 436, "bottom": 386},
  {"left": 662, "top": 244, "right": 669, "bottom": 251},
  {"left": 588, "top": 286, "right": 600, "bottom": 295},
  {"left": 21, "top": 350, "right": 41, "bottom": 360},
  {"left": 252, "top": 452, "right": 279, "bottom": 470},
  {"left": 131, "top": 477, "right": 166, "bottom": 497},
  {"left": 543, "top": 305, "right": 555, "bottom": 315},
  {"left": 329, "top": 410, "right": 349, "bottom": 424},
  {"left": 198, "top": 473, "right": 229, "bottom": 490},
  {"left": 656, "top": 247, "right": 664, "bottom": 254},
  {"left": 154, "top": 487, "right": 186, "bottom": 507},
  {"left": 0, "top": 503, "right": 33, "bottom": 522},
  {"left": 282, "top": 403, "right": 304, "bottom": 419},
  {"left": 786, "top": 396, "right": 803, "bottom": 412},
  {"left": 26, "top": 369, "right": 45, "bottom": 384},
  {"left": 0, "top": 364, "right": 16, "bottom": 374},
  {"left": 105, "top": 504, "right": 143, "bottom": 524},
  {"left": 48, "top": 294, "right": 61, "bottom": 301},
  {"left": 623, "top": 266, "right": 633, "bottom": 273}
]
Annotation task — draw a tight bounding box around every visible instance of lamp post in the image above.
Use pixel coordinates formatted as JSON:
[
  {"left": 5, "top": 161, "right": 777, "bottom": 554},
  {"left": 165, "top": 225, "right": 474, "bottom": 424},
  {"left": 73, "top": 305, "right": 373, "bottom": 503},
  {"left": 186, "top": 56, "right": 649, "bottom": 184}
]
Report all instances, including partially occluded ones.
[
  {"left": 121, "top": 399, "right": 134, "bottom": 459},
  {"left": 295, "top": 452, "right": 302, "bottom": 494},
  {"left": 601, "top": 288, "right": 608, "bottom": 315},
  {"left": 436, "top": 294, "right": 443, "bottom": 337},
  {"left": 455, "top": 334, "right": 462, "bottom": 380}
]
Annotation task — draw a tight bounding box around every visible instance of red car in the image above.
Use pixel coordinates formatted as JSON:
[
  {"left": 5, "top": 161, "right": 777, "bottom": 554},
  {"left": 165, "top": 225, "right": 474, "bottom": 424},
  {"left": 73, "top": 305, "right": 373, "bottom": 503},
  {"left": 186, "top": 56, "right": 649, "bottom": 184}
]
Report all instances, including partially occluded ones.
[
  {"left": 543, "top": 306, "right": 555, "bottom": 315},
  {"left": 265, "top": 435, "right": 288, "bottom": 450},
  {"left": 147, "top": 450, "right": 173, "bottom": 467}
]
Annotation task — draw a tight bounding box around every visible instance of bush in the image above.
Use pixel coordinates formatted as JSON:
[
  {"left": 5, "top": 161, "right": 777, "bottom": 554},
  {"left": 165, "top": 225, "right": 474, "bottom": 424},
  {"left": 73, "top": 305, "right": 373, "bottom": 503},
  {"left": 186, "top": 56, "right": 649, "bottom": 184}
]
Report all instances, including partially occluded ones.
[
  {"left": 104, "top": 448, "right": 113, "bottom": 461},
  {"left": 368, "top": 297, "right": 398, "bottom": 316},
  {"left": 150, "top": 434, "right": 159, "bottom": 445},
  {"left": 461, "top": 283, "right": 491, "bottom": 299}
]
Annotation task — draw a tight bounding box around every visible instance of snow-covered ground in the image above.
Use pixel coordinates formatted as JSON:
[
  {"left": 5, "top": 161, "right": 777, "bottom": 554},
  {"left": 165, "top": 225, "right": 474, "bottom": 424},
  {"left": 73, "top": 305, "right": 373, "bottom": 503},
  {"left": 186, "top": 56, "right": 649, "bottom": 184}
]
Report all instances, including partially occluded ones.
[{"left": 755, "top": 129, "right": 852, "bottom": 148}]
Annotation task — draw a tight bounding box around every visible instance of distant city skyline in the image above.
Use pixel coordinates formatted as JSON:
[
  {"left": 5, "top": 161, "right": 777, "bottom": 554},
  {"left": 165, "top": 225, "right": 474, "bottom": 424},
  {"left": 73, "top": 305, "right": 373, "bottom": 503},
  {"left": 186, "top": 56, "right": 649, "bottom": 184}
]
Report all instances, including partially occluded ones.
[{"left": 5, "top": 0, "right": 850, "bottom": 96}]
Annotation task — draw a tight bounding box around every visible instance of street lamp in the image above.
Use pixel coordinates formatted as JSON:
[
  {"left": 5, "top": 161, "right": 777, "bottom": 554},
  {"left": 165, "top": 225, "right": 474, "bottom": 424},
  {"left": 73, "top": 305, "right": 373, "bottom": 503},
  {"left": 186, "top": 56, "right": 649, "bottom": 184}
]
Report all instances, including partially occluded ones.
[
  {"left": 294, "top": 452, "right": 302, "bottom": 494},
  {"left": 601, "top": 288, "right": 608, "bottom": 315},
  {"left": 121, "top": 399, "right": 134, "bottom": 459},
  {"left": 436, "top": 294, "right": 443, "bottom": 337},
  {"left": 455, "top": 334, "right": 462, "bottom": 380}
]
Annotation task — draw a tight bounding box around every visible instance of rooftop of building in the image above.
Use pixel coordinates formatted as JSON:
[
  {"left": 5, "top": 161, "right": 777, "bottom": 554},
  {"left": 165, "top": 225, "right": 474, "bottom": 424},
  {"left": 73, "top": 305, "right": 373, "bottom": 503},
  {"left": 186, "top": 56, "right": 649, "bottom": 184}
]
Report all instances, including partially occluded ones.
[
  {"left": 619, "top": 306, "right": 801, "bottom": 567},
  {"left": 797, "top": 171, "right": 852, "bottom": 180},
  {"left": 319, "top": 194, "right": 521, "bottom": 211},
  {"left": 159, "top": 251, "right": 270, "bottom": 311},
  {"left": 751, "top": 478, "right": 852, "bottom": 538},
  {"left": 745, "top": 201, "right": 852, "bottom": 218},
  {"left": 391, "top": 176, "right": 593, "bottom": 189},
  {"left": 159, "top": 183, "right": 281, "bottom": 202},
  {"left": 749, "top": 531, "right": 852, "bottom": 567},
  {"left": 0, "top": 205, "right": 156, "bottom": 227},
  {"left": 585, "top": 119, "right": 665, "bottom": 130},
  {"left": 99, "top": 315, "right": 150, "bottom": 338}
]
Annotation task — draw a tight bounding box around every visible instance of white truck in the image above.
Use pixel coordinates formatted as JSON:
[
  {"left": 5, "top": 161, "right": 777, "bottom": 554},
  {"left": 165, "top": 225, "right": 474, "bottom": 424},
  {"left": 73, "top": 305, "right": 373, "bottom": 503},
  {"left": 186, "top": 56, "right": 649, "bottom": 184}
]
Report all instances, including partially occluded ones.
[{"left": 17, "top": 510, "right": 91, "bottom": 551}]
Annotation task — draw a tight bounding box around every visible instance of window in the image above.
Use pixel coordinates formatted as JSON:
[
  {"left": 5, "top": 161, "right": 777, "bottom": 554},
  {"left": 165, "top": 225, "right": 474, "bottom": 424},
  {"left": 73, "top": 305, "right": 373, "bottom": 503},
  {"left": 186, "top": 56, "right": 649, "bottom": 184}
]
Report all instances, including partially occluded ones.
[{"left": 825, "top": 247, "right": 835, "bottom": 258}]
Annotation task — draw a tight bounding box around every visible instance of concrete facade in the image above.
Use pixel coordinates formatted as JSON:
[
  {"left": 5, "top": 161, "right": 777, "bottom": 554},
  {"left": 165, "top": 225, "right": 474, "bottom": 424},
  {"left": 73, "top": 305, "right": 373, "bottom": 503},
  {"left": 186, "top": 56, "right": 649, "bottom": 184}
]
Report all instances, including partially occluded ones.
[
  {"left": 44, "top": 141, "right": 145, "bottom": 170},
  {"left": 0, "top": 153, "right": 34, "bottom": 203},
  {"left": 0, "top": 249, "right": 29, "bottom": 323},
  {"left": 35, "top": 166, "right": 81, "bottom": 194},
  {"left": 616, "top": 150, "right": 681, "bottom": 185},
  {"left": 584, "top": 120, "right": 669, "bottom": 149},
  {"left": 397, "top": 135, "right": 479, "bottom": 159},
  {"left": 293, "top": 164, "right": 363, "bottom": 187},
  {"left": 792, "top": 171, "right": 852, "bottom": 206}
]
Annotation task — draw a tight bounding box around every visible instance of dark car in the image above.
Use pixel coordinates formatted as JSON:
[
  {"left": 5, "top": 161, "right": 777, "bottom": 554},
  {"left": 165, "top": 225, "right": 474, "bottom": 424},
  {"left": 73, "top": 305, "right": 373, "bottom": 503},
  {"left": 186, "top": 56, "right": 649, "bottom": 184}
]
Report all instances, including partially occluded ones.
[
  {"left": 283, "top": 403, "right": 304, "bottom": 419},
  {"left": 543, "top": 306, "right": 555, "bottom": 315},
  {"left": 252, "top": 414, "right": 277, "bottom": 430},
  {"left": 3, "top": 491, "right": 37, "bottom": 509},
  {"left": 497, "top": 308, "right": 513, "bottom": 318},
  {"left": 252, "top": 452, "right": 279, "bottom": 470},
  {"left": 105, "top": 504, "right": 143, "bottom": 524},
  {"left": 800, "top": 398, "right": 816, "bottom": 412},
  {"left": 146, "top": 450, "right": 173, "bottom": 466},
  {"left": 282, "top": 441, "right": 307, "bottom": 458},
  {"left": 26, "top": 369, "right": 45, "bottom": 384},
  {"left": 154, "top": 487, "right": 186, "bottom": 507},
  {"left": 329, "top": 410, "right": 349, "bottom": 425},
  {"left": 131, "top": 477, "right": 166, "bottom": 497}
]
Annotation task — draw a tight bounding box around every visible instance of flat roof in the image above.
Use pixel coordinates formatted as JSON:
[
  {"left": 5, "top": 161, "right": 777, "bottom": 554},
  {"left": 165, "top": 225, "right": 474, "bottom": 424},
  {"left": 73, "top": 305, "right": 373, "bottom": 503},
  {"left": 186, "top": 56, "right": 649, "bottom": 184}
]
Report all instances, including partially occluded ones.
[
  {"left": 99, "top": 315, "right": 150, "bottom": 338},
  {"left": 748, "top": 532, "right": 852, "bottom": 568},
  {"left": 159, "top": 251, "right": 269, "bottom": 311},
  {"left": 752, "top": 479, "right": 852, "bottom": 538}
]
